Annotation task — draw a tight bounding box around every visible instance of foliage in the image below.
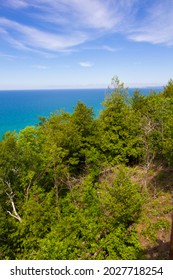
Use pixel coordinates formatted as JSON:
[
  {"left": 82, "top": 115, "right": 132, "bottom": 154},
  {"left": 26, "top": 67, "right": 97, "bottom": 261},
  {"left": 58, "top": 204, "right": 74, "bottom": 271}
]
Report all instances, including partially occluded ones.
[
  {"left": 34, "top": 171, "right": 142, "bottom": 260},
  {"left": 0, "top": 78, "right": 173, "bottom": 260},
  {"left": 99, "top": 77, "right": 142, "bottom": 164}
]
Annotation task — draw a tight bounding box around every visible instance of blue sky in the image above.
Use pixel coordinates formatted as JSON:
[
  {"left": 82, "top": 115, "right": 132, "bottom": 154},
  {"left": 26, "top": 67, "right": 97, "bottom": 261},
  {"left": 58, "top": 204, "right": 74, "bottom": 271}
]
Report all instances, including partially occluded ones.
[{"left": 0, "top": 0, "right": 173, "bottom": 89}]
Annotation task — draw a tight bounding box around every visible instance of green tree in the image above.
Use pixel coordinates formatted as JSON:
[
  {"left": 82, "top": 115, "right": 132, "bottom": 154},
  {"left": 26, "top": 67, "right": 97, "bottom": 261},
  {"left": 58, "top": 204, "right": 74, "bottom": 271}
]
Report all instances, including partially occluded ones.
[
  {"left": 163, "top": 79, "right": 173, "bottom": 98},
  {"left": 98, "top": 77, "right": 141, "bottom": 164}
]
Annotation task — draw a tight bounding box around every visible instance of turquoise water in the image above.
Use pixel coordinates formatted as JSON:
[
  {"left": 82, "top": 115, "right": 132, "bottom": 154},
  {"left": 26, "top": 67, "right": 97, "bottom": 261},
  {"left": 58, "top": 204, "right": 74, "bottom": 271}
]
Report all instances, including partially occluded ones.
[{"left": 0, "top": 87, "right": 163, "bottom": 139}]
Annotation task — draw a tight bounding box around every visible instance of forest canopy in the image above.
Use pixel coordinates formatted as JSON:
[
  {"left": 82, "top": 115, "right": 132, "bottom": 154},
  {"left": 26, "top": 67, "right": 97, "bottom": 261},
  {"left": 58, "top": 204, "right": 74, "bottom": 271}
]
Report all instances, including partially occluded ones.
[{"left": 0, "top": 77, "right": 173, "bottom": 260}]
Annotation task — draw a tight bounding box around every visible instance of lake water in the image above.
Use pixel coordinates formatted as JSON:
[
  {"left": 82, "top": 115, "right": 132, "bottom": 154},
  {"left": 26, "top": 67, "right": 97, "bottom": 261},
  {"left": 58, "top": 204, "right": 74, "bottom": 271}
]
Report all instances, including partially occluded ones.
[{"left": 0, "top": 87, "right": 163, "bottom": 139}]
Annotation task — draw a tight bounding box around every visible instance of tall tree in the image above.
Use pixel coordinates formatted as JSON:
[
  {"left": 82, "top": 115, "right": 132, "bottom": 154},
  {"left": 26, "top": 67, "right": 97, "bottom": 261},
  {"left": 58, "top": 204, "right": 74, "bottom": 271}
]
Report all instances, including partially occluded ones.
[{"left": 98, "top": 77, "right": 141, "bottom": 164}]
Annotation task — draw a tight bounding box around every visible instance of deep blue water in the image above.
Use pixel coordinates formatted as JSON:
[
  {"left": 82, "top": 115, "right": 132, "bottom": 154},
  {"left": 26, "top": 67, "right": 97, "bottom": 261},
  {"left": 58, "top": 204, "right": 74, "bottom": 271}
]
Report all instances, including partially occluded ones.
[{"left": 0, "top": 87, "right": 163, "bottom": 139}]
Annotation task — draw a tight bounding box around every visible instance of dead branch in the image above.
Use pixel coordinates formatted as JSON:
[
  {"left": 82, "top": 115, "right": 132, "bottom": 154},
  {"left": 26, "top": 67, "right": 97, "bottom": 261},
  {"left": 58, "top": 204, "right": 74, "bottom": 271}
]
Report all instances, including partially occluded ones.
[{"left": 3, "top": 181, "right": 22, "bottom": 223}]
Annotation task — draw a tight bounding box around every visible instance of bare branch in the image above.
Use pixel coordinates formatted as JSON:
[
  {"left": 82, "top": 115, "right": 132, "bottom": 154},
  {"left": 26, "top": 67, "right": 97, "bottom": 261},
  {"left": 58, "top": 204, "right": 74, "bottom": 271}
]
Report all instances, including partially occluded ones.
[
  {"left": 5, "top": 191, "right": 22, "bottom": 223},
  {"left": 7, "top": 210, "right": 22, "bottom": 223},
  {"left": 2, "top": 180, "right": 22, "bottom": 223}
]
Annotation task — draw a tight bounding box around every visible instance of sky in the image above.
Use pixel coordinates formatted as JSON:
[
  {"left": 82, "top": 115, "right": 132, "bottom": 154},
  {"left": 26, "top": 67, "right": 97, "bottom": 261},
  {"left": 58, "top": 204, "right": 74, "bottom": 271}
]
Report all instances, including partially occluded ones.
[{"left": 0, "top": 0, "right": 173, "bottom": 89}]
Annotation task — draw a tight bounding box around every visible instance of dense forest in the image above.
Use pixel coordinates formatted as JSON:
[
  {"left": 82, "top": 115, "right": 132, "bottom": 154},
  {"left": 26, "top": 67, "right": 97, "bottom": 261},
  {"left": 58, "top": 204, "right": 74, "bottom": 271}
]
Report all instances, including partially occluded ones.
[{"left": 1, "top": 77, "right": 173, "bottom": 260}]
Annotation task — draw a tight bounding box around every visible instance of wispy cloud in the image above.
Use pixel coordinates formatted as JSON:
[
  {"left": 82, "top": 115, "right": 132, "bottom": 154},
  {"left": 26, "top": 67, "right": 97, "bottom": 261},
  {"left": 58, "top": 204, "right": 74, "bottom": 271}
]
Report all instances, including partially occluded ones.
[
  {"left": 0, "top": 17, "right": 87, "bottom": 51},
  {"left": 4, "top": 0, "right": 28, "bottom": 9},
  {"left": 0, "top": 52, "right": 17, "bottom": 60},
  {"left": 85, "top": 45, "right": 122, "bottom": 52},
  {"left": 0, "top": 0, "right": 134, "bottom": 54},
  {"left": 101, "top": 45, "right": 121, "bottom": 52},
  {"left": 32, "top": 64, "right": 48, "bottom": 70},
  {"left": 4, "top": 0, "right": 121, "bottom": 30},
  {"left": 1, "top": 0, "right": 173, "bottom": 56},
  {"left": 79, "top": 61, "right": 94, "bottom": 68},
  {"left": 128, "top": 0, "right": 173, "bottom": 46}
]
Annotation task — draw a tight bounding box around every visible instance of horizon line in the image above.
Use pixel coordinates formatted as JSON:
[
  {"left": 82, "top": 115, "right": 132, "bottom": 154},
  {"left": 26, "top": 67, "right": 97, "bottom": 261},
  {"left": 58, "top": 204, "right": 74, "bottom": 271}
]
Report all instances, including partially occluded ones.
[{"left": 0, "top": 84, "right": 165, "bottom": 91}]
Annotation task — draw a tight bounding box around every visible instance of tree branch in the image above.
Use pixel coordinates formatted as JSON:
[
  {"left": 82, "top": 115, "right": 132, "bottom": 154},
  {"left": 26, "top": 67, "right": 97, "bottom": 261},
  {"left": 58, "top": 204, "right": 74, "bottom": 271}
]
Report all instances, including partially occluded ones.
[{"left": 4, "top": 181, "right": 22, "bottom": 223}]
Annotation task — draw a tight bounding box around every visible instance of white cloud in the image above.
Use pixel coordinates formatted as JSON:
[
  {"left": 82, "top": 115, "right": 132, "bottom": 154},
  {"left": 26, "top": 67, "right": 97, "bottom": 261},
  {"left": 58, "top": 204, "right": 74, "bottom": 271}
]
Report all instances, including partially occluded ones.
[
  {"left": 79, "top": 62, "right": 94, "bottom": 68},
  {"left": 3, "top": 0, "right": 28, "bottom": 8},
  {"left": 0, "top": 17, "right": 88, "bottom": 51},
  {"left": 70, "top": 0, "right": 118, "bottom": 30},
  {"left": 32, "top": 64, "right": 48, "bottom": 70},
  {"left": 0, "top": 52, "right": 17, "bottom": 60},
  {"left": 1, "top": 0, "right": 173, "bottom": 55},
  {"left": 128, "top": 0, "right": 173, "bottom": 46},
  {"left": 0, "top": 0, "right": 135, "bottom": 54},
  {"left": 89, "top": 45, "right": 122, "bottom": 52},
  {"left": 101, "top": 45, "right": 120, "bottom": 52},
  {"left": 6, "top": 0, "right": 120, "bottom": 30}
]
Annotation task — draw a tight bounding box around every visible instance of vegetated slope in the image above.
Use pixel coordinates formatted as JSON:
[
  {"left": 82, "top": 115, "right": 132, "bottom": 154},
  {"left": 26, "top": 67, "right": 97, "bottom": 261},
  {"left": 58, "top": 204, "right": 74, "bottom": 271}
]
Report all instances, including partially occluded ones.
[
  {"left": 0, "top": 77, "right": 173, "bottom": 260},
  {"left": 134, "top": 165, "right": 173, "bottom": 259}
]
